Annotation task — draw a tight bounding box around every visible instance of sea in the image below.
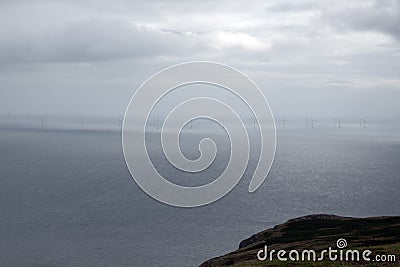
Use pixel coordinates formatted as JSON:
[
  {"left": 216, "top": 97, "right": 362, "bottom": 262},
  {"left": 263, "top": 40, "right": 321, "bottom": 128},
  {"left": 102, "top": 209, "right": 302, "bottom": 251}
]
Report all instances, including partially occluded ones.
[{"left": 0, "top": 115, "right": 399, "bottom": 266}]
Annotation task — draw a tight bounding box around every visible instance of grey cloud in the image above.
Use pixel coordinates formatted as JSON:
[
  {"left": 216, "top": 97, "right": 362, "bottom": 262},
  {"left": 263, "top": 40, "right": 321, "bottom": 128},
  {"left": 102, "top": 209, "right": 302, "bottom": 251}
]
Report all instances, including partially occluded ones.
[
  {"left": 0, "top": 19, "right": 193, "bottom": 65},
  {"left": 266, "top": 1, "right": 316, "bottom": 13},
  {"left": 0, "top": 0, "right": 399, "bottom": 118},
  {"left": 321, "top": 0, "right": 400, "bottom": 40}
]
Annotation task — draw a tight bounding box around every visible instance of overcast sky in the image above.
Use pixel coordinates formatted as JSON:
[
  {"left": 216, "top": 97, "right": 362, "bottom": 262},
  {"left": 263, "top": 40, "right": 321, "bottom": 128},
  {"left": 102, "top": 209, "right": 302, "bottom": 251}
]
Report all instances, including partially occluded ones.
[{"left": 0, "top": 0, "right": 399, "bottom": 119}]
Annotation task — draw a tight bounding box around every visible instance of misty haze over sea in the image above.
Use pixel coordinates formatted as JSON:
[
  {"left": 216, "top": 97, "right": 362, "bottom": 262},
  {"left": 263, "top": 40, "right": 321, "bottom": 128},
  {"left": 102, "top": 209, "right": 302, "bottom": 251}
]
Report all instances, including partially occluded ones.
[{"left": 1, "top": 116, "right": 399, "bottom": 266}]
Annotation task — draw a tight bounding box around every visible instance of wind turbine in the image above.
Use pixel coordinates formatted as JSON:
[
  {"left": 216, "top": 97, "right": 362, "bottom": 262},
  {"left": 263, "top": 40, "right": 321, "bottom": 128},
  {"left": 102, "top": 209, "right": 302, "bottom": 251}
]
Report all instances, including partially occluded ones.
[
  {"left": 310, "top": 117, "right": 316, "bottom": 128},
  {"left": 360, "top": 118, "right": 367, "bottom": 128},
  {"left": 118, "top": 116, "right": 123, "bottom": 130}
]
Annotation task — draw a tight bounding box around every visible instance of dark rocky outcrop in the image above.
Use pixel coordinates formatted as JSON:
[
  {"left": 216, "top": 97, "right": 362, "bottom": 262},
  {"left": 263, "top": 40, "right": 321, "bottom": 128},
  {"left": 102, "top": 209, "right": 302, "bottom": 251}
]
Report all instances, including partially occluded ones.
[{"left": 200, "top": 214, "right": 400, "bottom": 266}]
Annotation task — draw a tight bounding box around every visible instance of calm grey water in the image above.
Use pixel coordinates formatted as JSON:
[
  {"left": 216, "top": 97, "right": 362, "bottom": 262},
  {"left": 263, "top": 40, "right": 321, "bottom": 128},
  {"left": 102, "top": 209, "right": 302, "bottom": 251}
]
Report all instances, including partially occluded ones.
[{"left": 0, "top": 122, "right": 399, "bottom": 266}]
